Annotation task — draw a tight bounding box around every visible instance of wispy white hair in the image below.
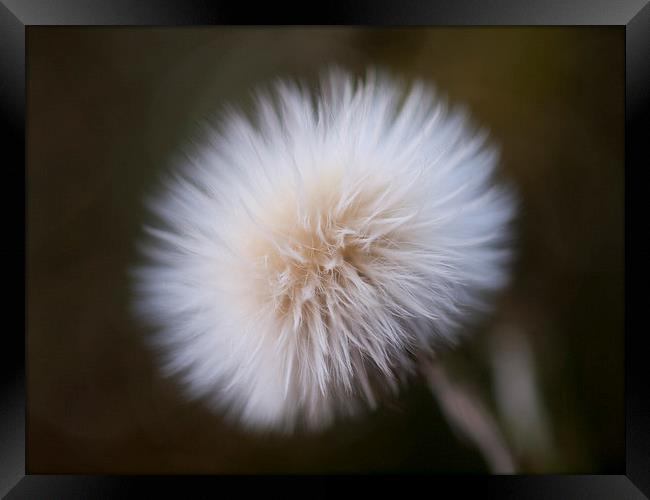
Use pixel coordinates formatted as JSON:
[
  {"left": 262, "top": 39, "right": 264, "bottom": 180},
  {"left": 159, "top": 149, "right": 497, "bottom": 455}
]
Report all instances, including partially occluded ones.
[{"left": 133, "top": 67, "right": 516, "bottom": 432}]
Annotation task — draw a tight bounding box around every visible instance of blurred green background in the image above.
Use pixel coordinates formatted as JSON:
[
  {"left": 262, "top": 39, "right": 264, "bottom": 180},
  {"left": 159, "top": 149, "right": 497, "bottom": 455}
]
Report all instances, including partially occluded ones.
[{"left": 27, "top": 27, "right": 623, "bottom": 473}]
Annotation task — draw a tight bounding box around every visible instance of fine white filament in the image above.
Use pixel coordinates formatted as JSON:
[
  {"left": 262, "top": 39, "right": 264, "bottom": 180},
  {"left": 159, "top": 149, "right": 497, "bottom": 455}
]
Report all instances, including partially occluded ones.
[{"left": 134, "top": 68, "right": 516, "bottom": 432}]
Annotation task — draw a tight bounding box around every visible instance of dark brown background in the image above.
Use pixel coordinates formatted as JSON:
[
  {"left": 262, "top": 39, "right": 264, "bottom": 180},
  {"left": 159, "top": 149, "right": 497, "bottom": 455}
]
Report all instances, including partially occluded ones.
[{"left": 27, "top": 27, "right": 624, "bottom": 473}]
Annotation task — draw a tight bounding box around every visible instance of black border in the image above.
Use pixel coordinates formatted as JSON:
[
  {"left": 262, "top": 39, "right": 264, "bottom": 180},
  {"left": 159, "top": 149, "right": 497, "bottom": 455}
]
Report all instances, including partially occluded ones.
[{"left": 2, "top": 1, "right": 648, "bottom": 497}]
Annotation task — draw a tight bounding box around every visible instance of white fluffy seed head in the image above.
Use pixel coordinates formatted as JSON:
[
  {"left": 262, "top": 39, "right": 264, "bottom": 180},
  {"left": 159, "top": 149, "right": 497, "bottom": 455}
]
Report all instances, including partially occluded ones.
[{"left": 133, "top": 67, "right": 516, "bottom": 432}]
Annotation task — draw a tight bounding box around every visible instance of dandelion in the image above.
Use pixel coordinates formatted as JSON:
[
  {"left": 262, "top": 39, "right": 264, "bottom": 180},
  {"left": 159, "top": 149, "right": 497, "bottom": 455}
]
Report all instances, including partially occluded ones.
[{"left": 133, "top": 68, "right": 516, "bottom": 432}]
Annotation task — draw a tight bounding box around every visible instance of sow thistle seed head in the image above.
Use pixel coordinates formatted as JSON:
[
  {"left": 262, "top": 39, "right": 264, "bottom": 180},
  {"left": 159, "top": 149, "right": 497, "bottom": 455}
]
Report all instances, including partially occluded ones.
[{"left": 134, "top": 68, "right": 516, "bottom": 432}]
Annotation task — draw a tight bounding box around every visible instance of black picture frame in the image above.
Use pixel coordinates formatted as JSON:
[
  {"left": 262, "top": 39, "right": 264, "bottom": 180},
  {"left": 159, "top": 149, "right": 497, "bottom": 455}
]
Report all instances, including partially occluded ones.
[{"left": 2, "top": 1, "right": 648, "bottom": 497}]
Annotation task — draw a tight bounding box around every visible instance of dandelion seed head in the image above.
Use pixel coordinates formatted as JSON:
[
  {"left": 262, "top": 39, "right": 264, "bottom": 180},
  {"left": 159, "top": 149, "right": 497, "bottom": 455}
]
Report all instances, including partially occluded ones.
[{"left": 133, "top": 68, "right": 516, "bottom": 432}]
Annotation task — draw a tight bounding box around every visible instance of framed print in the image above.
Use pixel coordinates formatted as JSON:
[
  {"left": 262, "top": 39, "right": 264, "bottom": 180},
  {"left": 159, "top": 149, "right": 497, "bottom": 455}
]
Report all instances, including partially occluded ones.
[{"left": 1, "top": 0, "right": 648, "bottom": 497}]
